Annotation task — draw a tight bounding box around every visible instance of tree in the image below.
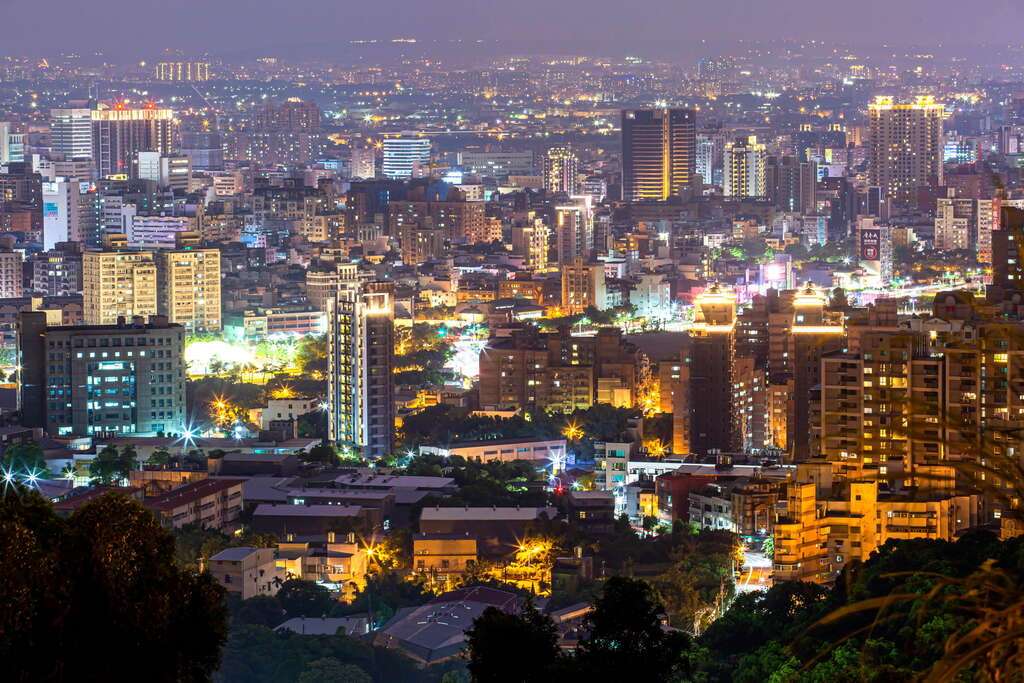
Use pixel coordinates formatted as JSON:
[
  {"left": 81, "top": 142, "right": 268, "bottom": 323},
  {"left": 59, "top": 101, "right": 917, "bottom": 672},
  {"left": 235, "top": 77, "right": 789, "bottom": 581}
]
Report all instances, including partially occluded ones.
[
  {"left": 297, "top": 658, "right": 371, "bottom": 683},
  {"left": 1, "top": 441, "right": 47, "bottom": 476},
  {"left": 465, "top": 601, "right": 563, "bottom": 682},
  {"left": 233, "top": 594, "right": 286, "bottom": 628},
  {"left": 276, "top": 579, "right": 336, "bottom": 618},
  {"left": 88, "top": 444, "right": 136, "bottom": 484},
  {"left": 576, "top": 576, "right": 691, "bottom": 681},
  {"left": 0, "top": 489, "right": 227, "bottom": 682},
  {"left": 303, "top": 441, "right": 338, "bottom": 466}
]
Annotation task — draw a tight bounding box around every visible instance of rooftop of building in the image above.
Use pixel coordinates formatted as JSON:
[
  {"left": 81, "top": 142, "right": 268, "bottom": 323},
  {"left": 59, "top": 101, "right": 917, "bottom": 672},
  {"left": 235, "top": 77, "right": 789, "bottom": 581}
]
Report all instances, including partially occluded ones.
[
  {"left": 253, "top": 503, "right": 365, "bottom": 518},
  {"left": 420, "top": 505, "right": 558, "bottom": 522},
  {"left": 209, "top": 546, "right": 263, "bottom": 562},
  {"left": 144, "top": 478, "right": 245, "bottom": 511}
]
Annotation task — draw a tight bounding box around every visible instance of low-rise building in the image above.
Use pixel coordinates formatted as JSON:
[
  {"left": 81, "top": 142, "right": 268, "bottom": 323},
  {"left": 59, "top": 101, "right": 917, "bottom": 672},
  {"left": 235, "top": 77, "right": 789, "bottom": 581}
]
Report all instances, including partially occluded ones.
[
  {"left": 412, "top": 532, "right": 478, "bottom": 581},
  {"left": 208, "top": 546, "right": 284, "bottom": 600},
  {"left": 418, "top": 437, "right": 566, "bottom": 464},
  {"left": 143, "top": 478, "right": 245, "bottom": 530}
]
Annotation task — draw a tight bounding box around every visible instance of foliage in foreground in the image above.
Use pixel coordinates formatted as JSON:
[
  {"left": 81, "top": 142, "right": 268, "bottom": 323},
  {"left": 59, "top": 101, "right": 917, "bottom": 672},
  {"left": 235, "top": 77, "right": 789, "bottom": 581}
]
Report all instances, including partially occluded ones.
[{"left": 0, "top": 489, "right": 228, "bottom": 682}]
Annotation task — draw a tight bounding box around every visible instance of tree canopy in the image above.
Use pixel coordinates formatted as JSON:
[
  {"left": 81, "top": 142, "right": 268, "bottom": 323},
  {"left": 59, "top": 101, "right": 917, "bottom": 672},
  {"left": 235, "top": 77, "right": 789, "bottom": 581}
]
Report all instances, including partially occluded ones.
[{"left": 0, "top": 489, "right": 228, "bottom": 682}]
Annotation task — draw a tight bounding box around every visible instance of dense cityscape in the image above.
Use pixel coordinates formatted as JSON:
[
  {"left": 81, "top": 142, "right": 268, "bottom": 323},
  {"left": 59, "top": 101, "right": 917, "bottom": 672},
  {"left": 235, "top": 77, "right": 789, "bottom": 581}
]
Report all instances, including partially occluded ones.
[{"left": 3, "top": 12, "right": 1024, "bottom": 682}]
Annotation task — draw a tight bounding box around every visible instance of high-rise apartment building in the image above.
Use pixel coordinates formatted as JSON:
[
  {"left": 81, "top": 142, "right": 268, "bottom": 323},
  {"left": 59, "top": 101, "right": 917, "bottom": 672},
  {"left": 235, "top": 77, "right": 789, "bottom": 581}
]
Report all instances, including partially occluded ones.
[
  {"left": 561, "top": 261, "right": 606, "bottom": 315},
  {"left": 674, "top": 285, "right": 738, "bottom": 455},
  {"left": 156, "top": 244, "right": 222, "bottom": 332},
  {"left": 50, "top": 107, "right": 94, "bottom": 160},
  {"left": 29, "top": 241, "right": 83, "bottom": 296},
  {"left": 511, "top": 219, "right": 550, "bottom": 271},
  {"left": 382, "top": 135, "right": 431, "bottom": 179},
  {"left": 327, "top": 282, "right": 395, "bottom": 459},
  {"left": 868, "top": 96, "right": 944, "bottom": 202},
  {"left": 542, "top": 146, "right": 579, "bottom": 194},
  {"left": 349, "top": 147, "right": 376, "bottom": 179},
  {"left": 91, "top": 102, "right": 176, "bottom": 178},
  {"left": 621, "top": 108, "right": 696, "bottom": 201},
  {"left": 82, "top": 249, "right": 158, "bottom": 325},
  {"left": 555, "top": 196, "right": 593, "bottom": 267},
  {"left": 994, "top": 207, "right": 1024, "bottom": 289},
  {"left": 0, "top": 248, "right": 22, "bottom": 298},
  {"left": 17, "top": 312, "right": 186, "bottom": 437},
  {"left": 934, "top": 196, "right": 996, "bottom": 261},
  {"left": 724, "top": 136, "right": 767, "bottom": 198},
  {"left": 155, "top": 61, "right": 210, "bottom": 81}
]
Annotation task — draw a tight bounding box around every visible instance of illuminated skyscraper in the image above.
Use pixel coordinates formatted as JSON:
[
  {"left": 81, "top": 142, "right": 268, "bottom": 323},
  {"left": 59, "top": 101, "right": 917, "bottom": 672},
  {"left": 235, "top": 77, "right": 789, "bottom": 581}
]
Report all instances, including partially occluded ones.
[
  {"left": 327, "top": 282, "right": 395, "bottom": 459},
  {"left": 621, "top": 108, "right": 696, "bottom": 201},
  {"left": 555, "top": 196, "right": 593, "bottom": 267},
  {"left": 724, "top": 136, "right": 767, "bottom": 198},
  {"left": 50, "top": 107, "right": 94, "bottom": 160},
  {"left": 91, "top": 102, "right": 175, "bottom": 178},
  {"left": 868, "top": 96, "right": 944, "bottom": 203},
  {"left": 542, "top": 146, "right": 578, "bottom": 194},
  {"left": 382, "top": 135, "right": 431, "bottom": 179}
]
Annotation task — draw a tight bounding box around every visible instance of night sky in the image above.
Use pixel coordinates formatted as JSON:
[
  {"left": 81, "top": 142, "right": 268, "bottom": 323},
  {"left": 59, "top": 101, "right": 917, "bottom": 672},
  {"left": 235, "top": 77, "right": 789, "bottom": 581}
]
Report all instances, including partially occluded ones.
[{"left": 1, "top": 0, "right": 1022, "bottom": 58}]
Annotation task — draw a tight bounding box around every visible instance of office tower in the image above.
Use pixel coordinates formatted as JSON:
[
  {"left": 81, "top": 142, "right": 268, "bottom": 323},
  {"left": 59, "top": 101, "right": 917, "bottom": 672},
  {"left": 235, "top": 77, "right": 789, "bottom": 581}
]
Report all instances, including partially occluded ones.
[
  {"left": 868, "top": 96, "right": 944, "bottom": 203},
  {"left": 156, "top": 244, "right": 222, "bottom": 332},
  {"left": 511, "top": 219, "right": 550, "bottom": 270},
  {"left": 327, "top": 282, "right": 395, "bottom": 459},
  {"left": 555, "top": 196, "right": 593, "bottom": 267},
  {"left": 724, "top": 136, "right": 767, "bottom": 198},
  {"left": 382, "top": 135, "right": 431, "bottom": 179},
  {"left": 561, "top": 261, "right": 607, "bottom": 315},
  {"left": 42, "top": 178, "right": 101, "bottom": 248},
  {"left": 29, "top": 242, "right": 83, "bottom": 296},
  {"left": 695, "top": 133, "right": 723, "bottom": 186},
  {"left": 135, "top": 151, "right": 191, "bottom": 192},
  {"left": 993, "top": 207, "right": 1024, "bottom": 290},
  {"left": 50, "top": 107, "right": 94, "bottom": 160},
  {"left": 17, "top": 311, "right": 186, "bottom": 436},
  {"left": 675, "top": 285, "right": 738, "bottom": 455},
  {"left": 0, "top": 122, "right": 25, "bottom": 164},
  {"left": 350, "top": 147, "right": 376, "bottom": 179},
  {"left": 179, "top": 130, "right": 224, "bottom": 171},
  {"left": 82, "top": 249, "right": 158, "bottom": 325},
  {"left": 621, "top": 108, "right": 696, "bottom": 201},
  {"left": 456, "top": 151, "right": 534, "bottom": 178},
  {"left": 91, "top": 102, "right": 176, "bottom": 178},
  {"left": 542, "top": 146, "right": 579, "bottom": 194},
  {"left": 155, "top": 61, "right": 210, "bottom": 81}
]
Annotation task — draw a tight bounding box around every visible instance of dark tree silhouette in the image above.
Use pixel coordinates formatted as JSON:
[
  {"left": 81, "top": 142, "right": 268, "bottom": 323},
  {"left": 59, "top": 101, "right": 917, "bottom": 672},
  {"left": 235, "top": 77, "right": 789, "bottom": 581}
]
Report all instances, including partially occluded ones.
[{"left": 0, "top": 489, "right": 228, "bottom": 682}]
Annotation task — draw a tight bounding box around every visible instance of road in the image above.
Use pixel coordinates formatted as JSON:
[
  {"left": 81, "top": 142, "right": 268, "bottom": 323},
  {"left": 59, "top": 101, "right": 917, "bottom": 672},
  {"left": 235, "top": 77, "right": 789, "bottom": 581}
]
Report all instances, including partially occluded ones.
[{"left": 737, "top": 550, "right": 773, "bottom": 593}]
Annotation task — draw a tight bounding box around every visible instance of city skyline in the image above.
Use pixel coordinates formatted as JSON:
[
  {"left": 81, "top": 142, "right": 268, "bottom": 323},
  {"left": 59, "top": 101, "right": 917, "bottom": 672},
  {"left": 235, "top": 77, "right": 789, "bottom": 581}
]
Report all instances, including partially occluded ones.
[{"left": 3, "top": 1, "right": 1024, "bottom": 59}]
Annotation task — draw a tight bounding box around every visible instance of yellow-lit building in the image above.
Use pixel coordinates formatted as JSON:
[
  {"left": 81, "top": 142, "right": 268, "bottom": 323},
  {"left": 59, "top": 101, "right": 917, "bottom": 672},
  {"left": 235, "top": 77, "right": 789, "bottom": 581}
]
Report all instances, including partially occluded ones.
[
  {"left": 412, "top": 533, "right": 478, "bottom": 586},
  {"left": 156, "top": 245, "right": 222, "bottom": 332},
  {"left": 155, "top": 61, "right": 210, "bottom": 82},
  {"left": 82, "top": 249, "right": 157, "bottom": 325},
  {"left": 774, "top": 462, "right": 978, "bottom": 584}
]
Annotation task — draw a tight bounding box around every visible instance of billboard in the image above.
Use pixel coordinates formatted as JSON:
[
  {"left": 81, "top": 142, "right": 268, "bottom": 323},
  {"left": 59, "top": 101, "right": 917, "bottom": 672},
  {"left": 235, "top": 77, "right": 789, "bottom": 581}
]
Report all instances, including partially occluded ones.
[{"left": 860, "top": 228, "right": 881, "bottom": 261}]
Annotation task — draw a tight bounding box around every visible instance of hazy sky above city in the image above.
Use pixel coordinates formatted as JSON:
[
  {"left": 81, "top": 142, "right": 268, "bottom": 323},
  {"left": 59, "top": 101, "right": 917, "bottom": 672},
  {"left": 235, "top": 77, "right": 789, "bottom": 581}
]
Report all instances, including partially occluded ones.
[{"left": 3, "top": 0, "right": 1022, "bottom": 59}]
